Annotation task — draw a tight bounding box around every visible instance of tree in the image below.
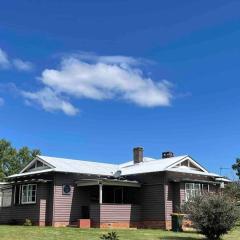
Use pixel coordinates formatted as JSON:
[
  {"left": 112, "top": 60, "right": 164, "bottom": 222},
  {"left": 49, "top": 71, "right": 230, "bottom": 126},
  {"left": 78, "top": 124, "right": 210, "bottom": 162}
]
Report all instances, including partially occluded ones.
[
  {"left": 232, "top": 158, "right": 240, "bottom": 179},
  {"left": 224, "top": 182, "right": 240, "bottom": 202},
  {"left": 183, "top": 194, "right": 239, "bottom": 240},
  {"left": 0, "top": 139, "right": 41, "bottom": 180}
]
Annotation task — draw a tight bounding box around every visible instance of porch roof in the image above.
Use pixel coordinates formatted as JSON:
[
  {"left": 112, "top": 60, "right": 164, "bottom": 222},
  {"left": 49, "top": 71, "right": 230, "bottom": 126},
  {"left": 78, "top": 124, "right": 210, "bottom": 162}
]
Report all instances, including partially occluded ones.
[{"left": 76, "top": 178, "right": 141, "bottom": 188}]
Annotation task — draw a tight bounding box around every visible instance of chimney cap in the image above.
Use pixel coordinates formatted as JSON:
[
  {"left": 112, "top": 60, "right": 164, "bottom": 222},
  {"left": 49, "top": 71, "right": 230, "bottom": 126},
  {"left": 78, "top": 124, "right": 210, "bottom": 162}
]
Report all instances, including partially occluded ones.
[
  {"left": 133, "top": 146, "right": 144, "bottom": 150},
  {"left": 162, "top": 151, "right": 174, "bottom": 159}
]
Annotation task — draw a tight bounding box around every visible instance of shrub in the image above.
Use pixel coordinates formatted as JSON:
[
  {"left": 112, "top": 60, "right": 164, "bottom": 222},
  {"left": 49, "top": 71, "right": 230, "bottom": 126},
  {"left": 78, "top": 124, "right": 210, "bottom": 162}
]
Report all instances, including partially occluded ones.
[
  {"left": 182, "top": 193, "right": 239, "bottom": 240},
  {"left": 100, "top": 232, "right": 119, "bottom": 240},
  {"left": 23, "top": 218, "right": 32, "bottom": 226},
  {"left": 224, "top": 182, "right": 240, "bottom": 202}
]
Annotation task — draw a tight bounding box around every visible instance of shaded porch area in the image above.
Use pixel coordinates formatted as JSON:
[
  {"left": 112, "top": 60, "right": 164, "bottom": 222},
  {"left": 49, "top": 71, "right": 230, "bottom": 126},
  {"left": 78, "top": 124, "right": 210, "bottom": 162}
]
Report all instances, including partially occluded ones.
[{"left": 76, "top": 179, "right": 142, "bottom": 228}]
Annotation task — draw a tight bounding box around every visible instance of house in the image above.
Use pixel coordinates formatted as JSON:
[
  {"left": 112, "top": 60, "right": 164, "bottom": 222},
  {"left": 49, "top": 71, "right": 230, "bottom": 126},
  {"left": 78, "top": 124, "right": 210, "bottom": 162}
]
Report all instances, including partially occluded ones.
[{"left": 0, "top": 147, "right": 229, "bottom": 229}]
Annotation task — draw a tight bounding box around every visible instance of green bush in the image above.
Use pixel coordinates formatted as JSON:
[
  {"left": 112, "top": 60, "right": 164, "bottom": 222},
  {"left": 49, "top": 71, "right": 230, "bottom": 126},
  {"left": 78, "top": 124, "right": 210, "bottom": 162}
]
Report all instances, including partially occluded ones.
[
  {"left": 100, "top": 232, "right": 119, "bottom": 240},
  {"left": 23, "top": 218, "right": 32, "bottom": 226},
  {"left": 223, "top": 182, "right": 240, "bottom": 202},
  {"left": 183, "top": 193, "right": 239, "bottom": 240}
]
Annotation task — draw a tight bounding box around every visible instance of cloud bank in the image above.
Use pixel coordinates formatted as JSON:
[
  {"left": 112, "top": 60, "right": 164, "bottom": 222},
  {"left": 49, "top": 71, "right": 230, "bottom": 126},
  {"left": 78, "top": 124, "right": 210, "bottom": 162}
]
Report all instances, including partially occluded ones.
[{"left": 22, "top": 54, "right": 173, "bottom": 115}]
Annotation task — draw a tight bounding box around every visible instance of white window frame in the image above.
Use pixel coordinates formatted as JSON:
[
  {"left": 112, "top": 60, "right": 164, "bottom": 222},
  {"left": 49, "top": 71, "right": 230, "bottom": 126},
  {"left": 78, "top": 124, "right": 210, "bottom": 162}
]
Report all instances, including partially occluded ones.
[
  {"left": 1, "top": 187, "right": 12, "bottom": 207},
  {"left": 185, "top": 183, "right": 202, "bottom": 201},
  {"left": 21, "top": 184, "right": 37, "bottom": 204}
]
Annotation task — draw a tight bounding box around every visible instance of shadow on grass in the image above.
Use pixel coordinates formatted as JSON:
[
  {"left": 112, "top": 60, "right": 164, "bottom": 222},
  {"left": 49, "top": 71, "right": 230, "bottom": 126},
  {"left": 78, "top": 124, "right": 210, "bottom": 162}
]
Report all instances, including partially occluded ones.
[
  {"left": 157, "top": 231, "right": 203, "bottom": 240},
  {"left": 158, "top": 237, "right": 201, "bottom": 240}
]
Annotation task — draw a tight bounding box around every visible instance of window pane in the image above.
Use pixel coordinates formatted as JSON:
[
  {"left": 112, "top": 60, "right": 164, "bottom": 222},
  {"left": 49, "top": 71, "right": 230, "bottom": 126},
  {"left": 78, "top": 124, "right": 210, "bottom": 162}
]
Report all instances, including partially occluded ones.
[
  {"left": 2, "top": 188, "right": 12, "bottom": 207},
  {"left": 21, "top": 184, "right": 37, "bottom": 204},
  {"left": 185, "top": 183, "right": 202, "bottom": 201}
]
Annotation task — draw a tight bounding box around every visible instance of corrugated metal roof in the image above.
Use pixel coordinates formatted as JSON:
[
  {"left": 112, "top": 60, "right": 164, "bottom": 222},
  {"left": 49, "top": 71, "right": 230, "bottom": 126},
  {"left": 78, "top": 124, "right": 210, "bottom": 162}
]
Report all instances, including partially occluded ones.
[
  {"left": 39, "top": 155, "right": 118, "bottom": 176},
  {"left": 120, "top": 155, "right": 188, "bottom": 175},
  {"left": 7, "top": 154, "right": 220, "bottom": 178}
]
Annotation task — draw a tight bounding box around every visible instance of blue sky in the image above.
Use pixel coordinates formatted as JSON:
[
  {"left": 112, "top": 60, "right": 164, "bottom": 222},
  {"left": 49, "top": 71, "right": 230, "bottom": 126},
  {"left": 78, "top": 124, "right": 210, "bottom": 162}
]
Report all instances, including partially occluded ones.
[{"left": 0, "top": 0, "right": 239, "bottom": 178}]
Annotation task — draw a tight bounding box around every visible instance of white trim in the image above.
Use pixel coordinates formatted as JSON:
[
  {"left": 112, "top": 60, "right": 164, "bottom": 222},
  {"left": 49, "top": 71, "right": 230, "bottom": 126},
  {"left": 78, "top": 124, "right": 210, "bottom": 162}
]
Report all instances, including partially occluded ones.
[
  {"left": 20, "top": 156, "right": 54, "bottom": 174},
  {"left": 215, "top": 177, "right": 231, "bottom": 182},
  {"left": 21, "top": 184, "right": 37, "bottom": 204},
  {"left": 99, "top": 184, "right": 103, "bottom": 204},
  {"left": 7, "top": 169, "right": 55, "bottom": 179},
  {"left": 167, "top": 156, "right": 208, "bottom": 173},
  {"left": 167, "top": 168, "right": 219, "bottom": 177},
  {"left": 76, "top": 179, "right": 141, "bottom": 188}
]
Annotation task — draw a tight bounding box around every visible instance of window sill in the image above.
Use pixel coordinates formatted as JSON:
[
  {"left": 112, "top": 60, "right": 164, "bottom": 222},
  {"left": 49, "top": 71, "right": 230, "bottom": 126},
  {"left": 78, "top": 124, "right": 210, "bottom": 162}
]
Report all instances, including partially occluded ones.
[{"left": 21, "top": 202, "right": 37, "bottom": 205}]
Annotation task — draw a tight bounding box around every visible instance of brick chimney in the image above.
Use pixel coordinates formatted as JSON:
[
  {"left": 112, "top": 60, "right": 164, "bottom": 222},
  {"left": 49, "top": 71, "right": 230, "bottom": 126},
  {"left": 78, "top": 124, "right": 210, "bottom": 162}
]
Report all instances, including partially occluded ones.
[
  {"left": 162, "top": 151, "right": 174, "bottom": 159},
  {"left": 133, "top": 147, "right": 143, "bottom": 164}
]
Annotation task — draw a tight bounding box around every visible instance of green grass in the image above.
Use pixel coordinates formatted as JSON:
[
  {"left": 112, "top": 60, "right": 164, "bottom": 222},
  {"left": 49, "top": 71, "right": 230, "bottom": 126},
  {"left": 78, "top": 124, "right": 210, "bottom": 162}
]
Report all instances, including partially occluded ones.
[{"left": 0, "top": 225, "right": 239, "bottom": 240}]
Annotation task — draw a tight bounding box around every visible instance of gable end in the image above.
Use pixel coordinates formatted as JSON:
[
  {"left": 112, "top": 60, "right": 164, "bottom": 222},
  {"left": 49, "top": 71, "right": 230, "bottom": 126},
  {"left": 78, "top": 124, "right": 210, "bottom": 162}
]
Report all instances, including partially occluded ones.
[
  {"left": 166, "top": 156, "right": 208, "bottom": 173},
  {"left": 20, "top": 157, "right": 54, "bottom": 173}
]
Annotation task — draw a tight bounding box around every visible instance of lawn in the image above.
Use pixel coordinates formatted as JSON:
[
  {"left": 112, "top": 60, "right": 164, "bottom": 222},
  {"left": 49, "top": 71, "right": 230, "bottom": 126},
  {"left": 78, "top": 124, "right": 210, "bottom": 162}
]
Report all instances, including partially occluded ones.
[{"left": 0, "top": 225, "right": 239, "bottom": 240}]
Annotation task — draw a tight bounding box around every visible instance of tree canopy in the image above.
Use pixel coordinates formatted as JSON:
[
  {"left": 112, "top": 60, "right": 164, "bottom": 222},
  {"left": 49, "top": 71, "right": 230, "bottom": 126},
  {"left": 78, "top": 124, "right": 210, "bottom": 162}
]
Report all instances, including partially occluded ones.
[
  {"left": 0, "top": 139, "right": 41, "bottom": 180},
  {"left": 232, "top": 158, "right": 240, "bottom": 179}
]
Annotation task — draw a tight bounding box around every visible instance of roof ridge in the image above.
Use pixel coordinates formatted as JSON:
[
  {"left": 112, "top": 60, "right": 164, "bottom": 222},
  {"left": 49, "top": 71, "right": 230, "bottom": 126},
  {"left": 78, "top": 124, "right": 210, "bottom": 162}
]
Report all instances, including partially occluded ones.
[{"left": 39, "top": 155, "right": 119, "bottom": 167}]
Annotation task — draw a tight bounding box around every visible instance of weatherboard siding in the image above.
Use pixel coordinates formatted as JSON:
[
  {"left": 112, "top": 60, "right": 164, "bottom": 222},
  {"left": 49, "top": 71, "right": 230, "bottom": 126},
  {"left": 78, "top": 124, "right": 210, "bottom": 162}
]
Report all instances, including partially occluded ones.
[
  {"left": 52, "top": 173, "right": 91, "bottom": 226},
  {"left": 165, "top": 183, "right": 173, "bottom": 222},
  {"left": 100, "top": 204, "right": 141, "bottom": 222},
  {"left": 0, "top": 182, "right": 51, "bottom": 225},
  {"left": 90, "top": 204, "right": 141, "bottom": 228},
  {"left": 140, "top": 184, "right": 165, "bottom": 221}
]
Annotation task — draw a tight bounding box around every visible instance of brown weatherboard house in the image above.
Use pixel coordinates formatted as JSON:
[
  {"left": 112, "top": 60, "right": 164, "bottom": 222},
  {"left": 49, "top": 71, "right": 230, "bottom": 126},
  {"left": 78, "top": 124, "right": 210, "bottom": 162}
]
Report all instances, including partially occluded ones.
[{"left": 0, "top": 147, "right": 228, "bottom": 229}]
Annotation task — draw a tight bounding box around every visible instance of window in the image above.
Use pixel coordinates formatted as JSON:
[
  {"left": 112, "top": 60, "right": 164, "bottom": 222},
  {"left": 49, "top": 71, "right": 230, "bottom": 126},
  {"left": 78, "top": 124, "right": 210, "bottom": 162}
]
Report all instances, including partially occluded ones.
[
  {"left": 185, "top": 183, "right": 201, "bottom": 201},
  {"left": 0, "top": 188, "right": 12, "bottom": 207},
  {"left": 21, "top": 184, "right": 37, "bottom": 204}
]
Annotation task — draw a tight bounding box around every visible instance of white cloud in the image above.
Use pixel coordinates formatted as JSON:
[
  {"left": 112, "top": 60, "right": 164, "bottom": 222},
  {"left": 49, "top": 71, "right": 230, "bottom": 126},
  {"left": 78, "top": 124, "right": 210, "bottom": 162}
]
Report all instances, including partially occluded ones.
[
  {"left": 0, "top": 48, "right": 34, "bottom": 71},
  {"left": 74, "top": 52, "right": 141, "bottom": 66},
  {"left": 13, "top": 59, "right": 33, "bottom": 71},
  {"left": 22, "top": 88, "right": 79, "bottom": 116},
  {"left": 22, "top": 54, "right": 174, "bottom": 115},
  {"left": 0, "top": 49, "right": 10, "bottom": 69},
  {"left": 0, "top": 97, "right": 4, "bottom": 106}
]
